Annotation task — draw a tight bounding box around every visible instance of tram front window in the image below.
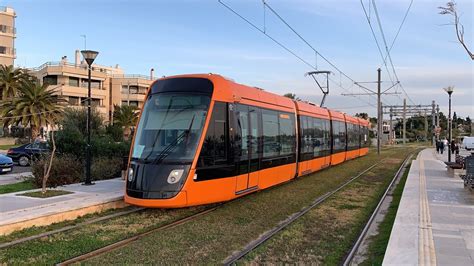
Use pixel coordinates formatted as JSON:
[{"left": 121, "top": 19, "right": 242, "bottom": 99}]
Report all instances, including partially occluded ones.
[{"left": 131, "top": 94, "right": 210, "bottom": 163}]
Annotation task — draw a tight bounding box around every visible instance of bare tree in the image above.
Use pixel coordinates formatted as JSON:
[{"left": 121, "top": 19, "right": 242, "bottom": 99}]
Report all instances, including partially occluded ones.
[{"left": 439, "top": 1, "right": 474, "bottom": 60}]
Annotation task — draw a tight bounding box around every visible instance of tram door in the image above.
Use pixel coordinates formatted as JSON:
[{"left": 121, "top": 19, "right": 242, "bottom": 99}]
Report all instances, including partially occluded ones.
[
  {"left": 323, "top": 120, "right": 331, "bottom": 167},
  {"left": 236, "top": 105, "right": 260, "bottom": 193}
]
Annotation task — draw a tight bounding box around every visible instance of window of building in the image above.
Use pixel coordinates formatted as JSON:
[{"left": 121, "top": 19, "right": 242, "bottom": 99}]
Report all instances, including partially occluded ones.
[
  {"left": 43, "top": 75, "right": 58, "bottom": 86},
  {"left": 68, "top": 96, "right": 79, "bottom": 106},
  {"left": 129, "top": 85, "right": 138, "bottom": 94},
  {"left": 91, "top": 99, "right": 101, "bottom": 107},
  {"left": 0, "top": 46, "right": 6, "bottom": 54},
  {"left": 69, "top": 77, "right": 79, "bottom": 87},
  {"left": 129, "top": 101, "right": 139, "bottom": 107},
  {"left": 121, "top": 85, "right": 129, "bottom": 94}
]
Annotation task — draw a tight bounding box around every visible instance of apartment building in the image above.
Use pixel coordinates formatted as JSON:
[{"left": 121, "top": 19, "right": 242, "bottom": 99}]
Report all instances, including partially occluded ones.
[
  {"left": 29, "top": 50, "right": 155, "bottom": 123},
  {"left": 0, "top": 7, "right": 16, "bottom": 66}
]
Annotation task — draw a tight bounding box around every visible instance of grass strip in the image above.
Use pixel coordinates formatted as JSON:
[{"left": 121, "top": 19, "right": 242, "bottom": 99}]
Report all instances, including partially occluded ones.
[
  {"left": 85, "top": 147, "right": 415, "bottom": 264},
  {"left": 359, "top": 162, "right": 411, "bottom": 266},
  {"left": 19, "top": 190, "right": 73, "bottom": 198},
  {"left": 240, "top": 151, "right": 416, "bottom": 264},
  {"left": 0, "top": 206, "right": 210, "bottom": 264},
  {"left": 0, "top": 144, "right": 19, "bottom": 150},
  {"left": 0, "top": 180, "right": 35, "bottom": 194}
]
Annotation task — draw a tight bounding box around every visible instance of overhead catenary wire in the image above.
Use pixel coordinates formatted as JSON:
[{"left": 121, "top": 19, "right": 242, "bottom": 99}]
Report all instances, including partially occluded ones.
[
  {"left": 363, "top": 0, "right": 416, "bottom": 105},
  {"left": 218, "top": 0, "right": 378, "bottom": 108},
  {"left": 371, "top": 0, "right": 415, "bottom": 105}
]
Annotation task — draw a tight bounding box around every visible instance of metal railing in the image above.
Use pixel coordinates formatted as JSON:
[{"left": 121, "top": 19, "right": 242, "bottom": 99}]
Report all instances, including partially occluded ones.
[{"left": 111, "top": 74, "right": 157, "bottom": 80}]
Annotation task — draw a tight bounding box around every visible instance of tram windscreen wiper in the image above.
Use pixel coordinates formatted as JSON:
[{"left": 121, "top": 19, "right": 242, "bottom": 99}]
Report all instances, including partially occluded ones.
[{"left": 149, "top": 114, "right": 196, "bottom": 165}]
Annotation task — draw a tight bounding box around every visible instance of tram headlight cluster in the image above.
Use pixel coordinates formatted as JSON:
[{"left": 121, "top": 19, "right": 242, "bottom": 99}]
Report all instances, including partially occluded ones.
[
  {"left": 128, "top": 167, "right": 134, "bottom": 182},
  {"left": 167, "top": 169, "right": 184, "bottom": 184}
]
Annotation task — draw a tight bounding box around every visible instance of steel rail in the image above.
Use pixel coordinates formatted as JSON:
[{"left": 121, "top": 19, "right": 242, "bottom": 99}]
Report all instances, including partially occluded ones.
[
  {"left": 223, "top": 161, "right": 383, "bottom": 265},
  {"left": 56, "top": 205, "right": 220, "bottom": 266},
  {"left": 0, "top": 207, "right": 146, "bottom": 249},
  {"left": 343, "top": 153, "right": 413, "bottom": 265}
]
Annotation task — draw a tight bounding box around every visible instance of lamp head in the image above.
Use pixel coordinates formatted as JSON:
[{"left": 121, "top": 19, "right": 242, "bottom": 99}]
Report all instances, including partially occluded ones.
[
  {"left": 81, "top": 50, "right": 99, "bottom": 66},
  {"left": 444, "top": 86, "right": 454, "bottom": 95}
]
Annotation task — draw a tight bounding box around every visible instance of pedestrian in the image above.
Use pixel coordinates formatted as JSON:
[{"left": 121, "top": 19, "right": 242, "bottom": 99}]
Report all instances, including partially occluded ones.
[
  {"left": 440, "top": 140, "right": 444, "bottom": 154},
  {"left": 455, "top": 143, "right": 460, "bottom": 155},
  {"left": 443, "top": 138, "right": 448, "bottom": 151},
  {"left": 451, "top": 140, "right": 456, "bottom": 154},
  {"left": 436, "top": 140, "right": 440, "bottom": 154}
]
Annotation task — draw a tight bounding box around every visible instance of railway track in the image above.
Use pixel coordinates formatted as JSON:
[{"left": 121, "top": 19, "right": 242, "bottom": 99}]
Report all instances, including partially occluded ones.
[
  {"left": 0, "top": 207, "right": 146, "bottom": 249},
  {"left": 343, "top": 153, "right": 413, "bottom": 266},
  {"left": 223, "top": 153, "right": 413, "bottom": 265},
  {"left": 56, "top": 205, "right": 220, "bottom": 266}
]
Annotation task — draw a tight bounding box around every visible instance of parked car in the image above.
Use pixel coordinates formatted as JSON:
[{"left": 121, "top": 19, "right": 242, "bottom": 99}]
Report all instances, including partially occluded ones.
[
  {"left": 462, "top": 137, "right": 474, "bottom": 151},
  {"left": 7, "top": 142, "right": 50, "bottom": 166},
  {"left": 0, "top": 154, "right": 13, "bottom": 173}
]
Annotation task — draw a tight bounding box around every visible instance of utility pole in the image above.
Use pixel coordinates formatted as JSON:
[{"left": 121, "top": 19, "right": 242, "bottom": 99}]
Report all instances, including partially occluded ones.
[
  {"left": 389, "top": 110, "right": 393, "bottom": 145},
  {"left": 377, "top": 68, "right": 382, "bottom": 155},
  {"left": 403, "top": 98, "right": 406, "bottom": 144},
  {"left": 431, "top": 100, "right": 436, "bottom": 145},
  {"left": 424, "top": 111, "right": 428, "bottom": 142}
]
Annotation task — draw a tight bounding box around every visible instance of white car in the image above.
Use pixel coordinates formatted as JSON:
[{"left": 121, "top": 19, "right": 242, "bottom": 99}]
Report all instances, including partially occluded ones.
[{"left": 462, "top": 137, "right": 474, "bottom": 150}]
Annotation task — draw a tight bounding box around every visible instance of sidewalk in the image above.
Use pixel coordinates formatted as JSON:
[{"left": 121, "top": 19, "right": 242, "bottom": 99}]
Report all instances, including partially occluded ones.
[
  {"left": 0, "top": 171, "right": 32, "bottom": 185},
  {"left": 0, "top": 178, "right": 127, "bottom": 235},
  {"left": 383, "top": 148, "right": 474, "bottom": 265}
]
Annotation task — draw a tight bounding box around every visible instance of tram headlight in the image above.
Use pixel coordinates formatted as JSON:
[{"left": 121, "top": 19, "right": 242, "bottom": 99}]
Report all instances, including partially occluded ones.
[
  {"left": 128, "top": 167, "right": 134, "bottom": 182},
  {"left": 167, "top": 169, "right": 184, "bottom": 184}
]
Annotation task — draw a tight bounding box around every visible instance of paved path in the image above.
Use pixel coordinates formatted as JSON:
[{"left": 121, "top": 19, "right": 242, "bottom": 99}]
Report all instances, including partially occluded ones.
[
  {"left": 0, "top": 171, "right": 33, "bottom": 185},
  {"left": 0, "top": 178, "right": 126, "bottom": 235},
  {"left": 383, "top": 148, "right": 474, "bottom": 265}
]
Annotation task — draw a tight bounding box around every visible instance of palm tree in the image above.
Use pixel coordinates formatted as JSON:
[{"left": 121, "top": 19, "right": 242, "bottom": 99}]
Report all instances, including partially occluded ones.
[
  {"left": 113, "top": 104, "right": 138, "bottom": 140},
  {"left": 0, "top": 80, "right": 65, "bottom": 139},
  {"left": 0, "top": 65, "right": 28, "bottom": 99}
]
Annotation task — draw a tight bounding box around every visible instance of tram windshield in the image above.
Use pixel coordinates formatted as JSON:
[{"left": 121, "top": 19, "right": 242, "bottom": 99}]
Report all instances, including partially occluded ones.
[{"left": 131, "top": 93, "right": 210, "bottom": 163}]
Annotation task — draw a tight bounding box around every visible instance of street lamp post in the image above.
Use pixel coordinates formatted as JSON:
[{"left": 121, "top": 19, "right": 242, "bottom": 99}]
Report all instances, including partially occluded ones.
[
  {"left": 81, "top": 50, "right": 99, "bottom": 185},
  {"left": 444, "top": 86, "right": 454, "bottom": 163}
]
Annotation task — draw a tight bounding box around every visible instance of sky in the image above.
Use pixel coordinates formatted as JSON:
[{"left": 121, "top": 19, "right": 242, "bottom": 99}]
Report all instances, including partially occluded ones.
[{"left": 4, "top": 0, "right": 474, "bottom": 118}]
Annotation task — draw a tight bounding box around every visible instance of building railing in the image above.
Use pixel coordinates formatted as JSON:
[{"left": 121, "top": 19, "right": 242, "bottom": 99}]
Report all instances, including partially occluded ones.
[
  {"left": 0, "top": 6, "right": 15, "bottom": 15},
  {"left": 29, "top": 61, "right": 118, "bottom": 75},
  {"left": 111, "top": 74, "right": 157, "bottom": 80}
]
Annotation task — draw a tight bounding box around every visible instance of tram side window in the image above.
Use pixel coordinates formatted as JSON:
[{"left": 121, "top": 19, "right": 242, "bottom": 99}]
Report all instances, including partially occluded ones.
[
  {"left": 361, "top": 126, "right": 370, "bottom": 147},
  {"left": 313, "top": 118, "right": 324, "bottom": 158},
  {"left": 197, "top": 102, "right": 231, "bottom": 179},
  {"left": 333, "top": 121, "right": 347, "bottom": 153},
  {"left": 347, "top": 123, "right": 359, "bottom": 150},
  {"left": 323, "top": 119, "right": 331, "bottom": 156},
  {"left": 262, "top": 110, "right": 280, "bottom": 158},
  {"left": 279, "top": 112, "right": 295, "bottom": 156}
]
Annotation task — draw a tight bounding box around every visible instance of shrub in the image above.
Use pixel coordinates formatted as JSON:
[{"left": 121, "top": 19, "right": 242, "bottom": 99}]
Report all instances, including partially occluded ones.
[
  {"left": 31, "top": 154, "right": 83, "bottom": 188},
  {"left": 91, "top": 157, "right": 123, "bottom": 180},
  {"left": 106, "top": 124, "right": 124, "bottom": 142}
]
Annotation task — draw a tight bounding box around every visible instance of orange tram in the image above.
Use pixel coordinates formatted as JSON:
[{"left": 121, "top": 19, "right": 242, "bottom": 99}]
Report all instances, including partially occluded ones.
[{"left": 125, "top": 74, "right": 370, "bottom": 208}]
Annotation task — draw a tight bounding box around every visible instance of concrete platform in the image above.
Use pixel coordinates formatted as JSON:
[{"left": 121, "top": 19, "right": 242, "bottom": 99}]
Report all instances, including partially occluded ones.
[
  {"left": 383, "top": 148, "right": 474, "bottom": 265},
  {"left": 0, "top": 178, "right": 127, "bottom": 235}
]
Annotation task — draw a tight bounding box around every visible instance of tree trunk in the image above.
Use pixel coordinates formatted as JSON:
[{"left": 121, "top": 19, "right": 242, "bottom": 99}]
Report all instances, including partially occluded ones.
[
  {"left": 123, "top": 126, "right": 131, "bottom": 141},
  {"left": 42, "top": 130, "right": 56, "bottom": 194},
  {"left": 31, "top": 126, "right": 39, "bottom": 142}
]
